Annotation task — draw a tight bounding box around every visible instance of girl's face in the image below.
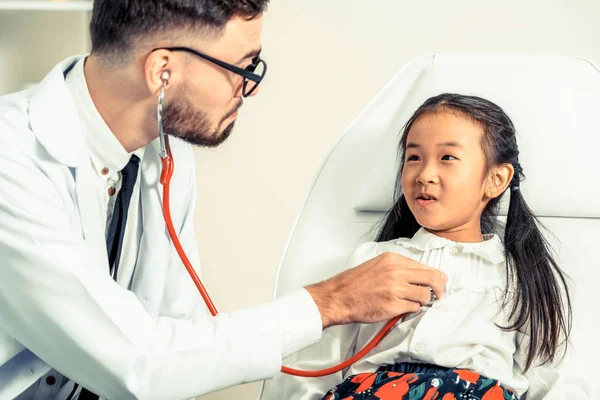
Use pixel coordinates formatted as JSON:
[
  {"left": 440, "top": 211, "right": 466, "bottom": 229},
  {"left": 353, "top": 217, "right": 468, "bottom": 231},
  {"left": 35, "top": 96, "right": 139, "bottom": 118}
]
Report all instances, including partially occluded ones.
[{"left": 401, "top": 112, "right": 491, "bottom": 242}]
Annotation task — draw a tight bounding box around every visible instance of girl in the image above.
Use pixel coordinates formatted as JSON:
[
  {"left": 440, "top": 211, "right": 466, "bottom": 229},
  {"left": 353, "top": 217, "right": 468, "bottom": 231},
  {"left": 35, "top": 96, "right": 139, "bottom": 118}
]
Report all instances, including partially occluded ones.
[{"left": 274, "top": 94, "right": 574, "bottom": 399}]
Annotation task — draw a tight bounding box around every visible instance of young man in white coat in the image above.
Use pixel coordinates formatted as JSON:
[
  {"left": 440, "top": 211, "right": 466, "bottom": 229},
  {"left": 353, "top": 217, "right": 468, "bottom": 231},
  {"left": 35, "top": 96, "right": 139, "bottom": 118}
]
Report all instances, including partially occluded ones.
[{"left": 0, "top": 1, "right": 447, "bottom": 398}]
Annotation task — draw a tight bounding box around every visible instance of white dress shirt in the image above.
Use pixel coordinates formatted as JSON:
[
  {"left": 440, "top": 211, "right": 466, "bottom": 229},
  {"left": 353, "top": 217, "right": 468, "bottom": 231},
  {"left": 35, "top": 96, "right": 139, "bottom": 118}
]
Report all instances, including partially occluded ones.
[
  {"left": 272, "top": 228, "right": 586, "bottom": 400},
  {"left": 66, "top": 57, "right": 145, "bottom": 289}
]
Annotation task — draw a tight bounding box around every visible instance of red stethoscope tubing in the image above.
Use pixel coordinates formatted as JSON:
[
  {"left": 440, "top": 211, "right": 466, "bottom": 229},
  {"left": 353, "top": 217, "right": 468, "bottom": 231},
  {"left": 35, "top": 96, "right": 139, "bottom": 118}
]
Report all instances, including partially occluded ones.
[{"left": 159, "top": 140, "right": 402, "bottom": 377}]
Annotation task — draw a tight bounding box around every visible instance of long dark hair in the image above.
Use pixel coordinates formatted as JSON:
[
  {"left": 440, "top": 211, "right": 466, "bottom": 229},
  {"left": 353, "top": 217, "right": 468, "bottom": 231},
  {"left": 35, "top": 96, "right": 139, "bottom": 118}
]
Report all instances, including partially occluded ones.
[{"left": 377, "top": 93, "right": 571, "bottom": 370}]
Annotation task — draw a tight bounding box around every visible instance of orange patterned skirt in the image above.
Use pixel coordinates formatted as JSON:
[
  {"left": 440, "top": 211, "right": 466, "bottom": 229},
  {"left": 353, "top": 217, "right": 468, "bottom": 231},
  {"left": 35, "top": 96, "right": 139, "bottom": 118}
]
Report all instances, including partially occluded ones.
[{"left": 321, "top": 363, "right": 518, "bottom": 400}]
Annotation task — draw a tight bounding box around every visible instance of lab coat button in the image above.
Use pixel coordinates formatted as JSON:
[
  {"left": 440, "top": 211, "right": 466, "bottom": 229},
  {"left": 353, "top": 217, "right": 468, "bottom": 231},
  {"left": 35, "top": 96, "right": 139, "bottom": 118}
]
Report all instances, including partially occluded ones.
[
  {"left": 414, "top": 343, "right": 425, "bottom": 352},
  {"left": 108, "top": 186, "right": 116, "bottom": 196},
  {"left": 101, "top": 167, "right": 109, "bottom": 175}
]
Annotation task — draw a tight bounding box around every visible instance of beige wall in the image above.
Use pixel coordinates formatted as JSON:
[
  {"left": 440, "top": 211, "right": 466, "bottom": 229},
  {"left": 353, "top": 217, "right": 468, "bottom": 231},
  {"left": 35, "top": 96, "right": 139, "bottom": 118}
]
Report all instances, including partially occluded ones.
[
  {"left": 195, "top": 1, "right": 600, "bottom": 399},
  {"left": 1, "top": 1, "right": 599, "bottom": 399},
  {"left": 0, "top": 10, "right": 90, "bottom": 94}
]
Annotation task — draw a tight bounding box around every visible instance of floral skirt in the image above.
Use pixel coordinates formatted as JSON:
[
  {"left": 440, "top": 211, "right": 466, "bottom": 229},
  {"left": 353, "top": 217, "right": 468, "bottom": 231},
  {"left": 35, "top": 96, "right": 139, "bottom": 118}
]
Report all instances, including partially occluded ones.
[{"left": 321, "top": 363, "right": 518, "bottom": 400}]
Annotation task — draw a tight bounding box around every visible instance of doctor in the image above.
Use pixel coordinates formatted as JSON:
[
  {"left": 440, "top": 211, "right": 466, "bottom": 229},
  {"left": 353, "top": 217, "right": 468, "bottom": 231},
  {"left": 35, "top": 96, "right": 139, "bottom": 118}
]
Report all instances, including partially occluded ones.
[{"left": 0, "top": 0, "right": 448, "bottom": 399}]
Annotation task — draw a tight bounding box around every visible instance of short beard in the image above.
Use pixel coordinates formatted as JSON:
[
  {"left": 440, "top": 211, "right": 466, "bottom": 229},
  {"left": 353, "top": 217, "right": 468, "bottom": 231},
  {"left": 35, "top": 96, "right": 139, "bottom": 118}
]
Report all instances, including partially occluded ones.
[{"left": 161, "top": 92, "right": 241, "bottom": 148}]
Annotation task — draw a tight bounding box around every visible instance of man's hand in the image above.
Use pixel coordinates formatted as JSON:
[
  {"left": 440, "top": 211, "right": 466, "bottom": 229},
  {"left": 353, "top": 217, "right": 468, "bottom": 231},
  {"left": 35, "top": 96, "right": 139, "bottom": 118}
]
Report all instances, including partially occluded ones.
[{"left": 305, "top": 252, "right": 447, "bottom": 329}]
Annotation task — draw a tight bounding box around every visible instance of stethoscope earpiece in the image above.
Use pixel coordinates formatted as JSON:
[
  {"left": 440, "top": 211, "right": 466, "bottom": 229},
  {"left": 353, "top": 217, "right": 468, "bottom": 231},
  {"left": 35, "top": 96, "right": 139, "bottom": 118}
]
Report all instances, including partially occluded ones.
[{"left": 157, "top": 70, "right": 170, "bottom": 158}]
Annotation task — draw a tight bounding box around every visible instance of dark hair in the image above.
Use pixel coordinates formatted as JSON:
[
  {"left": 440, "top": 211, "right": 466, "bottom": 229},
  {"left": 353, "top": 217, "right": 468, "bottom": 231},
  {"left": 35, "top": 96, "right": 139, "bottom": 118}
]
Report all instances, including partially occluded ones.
[
  {"left": 377, "top": 93, "right": 571, "bottom": 371},
  {"left": 90, "top": 0, "right": 269, "bottom": 61}
]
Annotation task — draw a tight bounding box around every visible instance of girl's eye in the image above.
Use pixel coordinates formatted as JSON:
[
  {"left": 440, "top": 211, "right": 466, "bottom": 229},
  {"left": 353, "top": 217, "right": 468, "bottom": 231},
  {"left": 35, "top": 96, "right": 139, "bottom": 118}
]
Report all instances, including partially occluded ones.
[
  {"left": 441, "top": 155, "right": 457, "bottom": 161},
  {"left": 407, "top": 155, "right": 420, "bottom": 161}
]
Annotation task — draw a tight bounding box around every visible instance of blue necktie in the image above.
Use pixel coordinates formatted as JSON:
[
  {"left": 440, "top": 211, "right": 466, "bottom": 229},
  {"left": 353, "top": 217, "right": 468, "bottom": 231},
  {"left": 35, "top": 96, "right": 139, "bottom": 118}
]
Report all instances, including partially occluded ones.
[{"left": 77, "top": 154, "right": 140, "bottom": 400}]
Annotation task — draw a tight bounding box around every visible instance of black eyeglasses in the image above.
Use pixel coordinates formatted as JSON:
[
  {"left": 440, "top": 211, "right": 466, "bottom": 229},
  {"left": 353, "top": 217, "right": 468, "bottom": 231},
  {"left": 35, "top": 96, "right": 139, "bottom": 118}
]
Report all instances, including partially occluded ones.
[{"left": 153, "top": 46, "right": 267, "bottom": 97}]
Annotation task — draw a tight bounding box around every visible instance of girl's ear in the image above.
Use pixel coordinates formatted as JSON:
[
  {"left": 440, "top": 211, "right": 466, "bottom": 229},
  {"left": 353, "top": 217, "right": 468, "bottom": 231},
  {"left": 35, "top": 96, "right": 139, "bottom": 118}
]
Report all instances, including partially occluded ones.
[{"left": 485, "top": 163, "right": 515, "bottom": 199}]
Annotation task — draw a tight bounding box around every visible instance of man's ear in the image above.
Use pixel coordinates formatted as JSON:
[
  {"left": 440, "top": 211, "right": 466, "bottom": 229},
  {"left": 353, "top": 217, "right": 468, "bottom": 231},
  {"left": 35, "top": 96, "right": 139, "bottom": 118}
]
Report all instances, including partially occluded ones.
[{"left": 145, "top": 49, "right": 172, "bottom": 96}]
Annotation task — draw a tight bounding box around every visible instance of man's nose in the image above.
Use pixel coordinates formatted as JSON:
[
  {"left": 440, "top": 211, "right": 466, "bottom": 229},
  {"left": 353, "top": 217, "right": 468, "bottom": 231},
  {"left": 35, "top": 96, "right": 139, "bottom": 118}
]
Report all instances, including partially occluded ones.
[
  {"left": 234, "top": 80, "right": 260, "bottom": 98},
  {"left": 248, "top": 85, "right": 260, "bottom": 97}
]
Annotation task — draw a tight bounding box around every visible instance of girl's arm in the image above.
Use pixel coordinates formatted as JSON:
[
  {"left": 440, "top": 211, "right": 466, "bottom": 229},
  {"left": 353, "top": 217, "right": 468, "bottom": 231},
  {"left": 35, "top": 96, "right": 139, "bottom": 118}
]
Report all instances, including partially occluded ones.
[{"left": 514, "top": 330, "right": 590, "bottom": 399}]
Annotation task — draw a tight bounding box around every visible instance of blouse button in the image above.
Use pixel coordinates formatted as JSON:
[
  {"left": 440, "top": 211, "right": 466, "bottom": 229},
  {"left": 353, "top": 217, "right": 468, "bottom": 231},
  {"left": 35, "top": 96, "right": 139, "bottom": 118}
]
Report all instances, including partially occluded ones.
[
  {"left": 414, "top": 343, "right": 425, "bottom": 352},
  {"left": 449, "top": 247, "right": 459, "bottom": 255},
  {"left": 436, "top": 304, "right": 448, "bottom": 313}
]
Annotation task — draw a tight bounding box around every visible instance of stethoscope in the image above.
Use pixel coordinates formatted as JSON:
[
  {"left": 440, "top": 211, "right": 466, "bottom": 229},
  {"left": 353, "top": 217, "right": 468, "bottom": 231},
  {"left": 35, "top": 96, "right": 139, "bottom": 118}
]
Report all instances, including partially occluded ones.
[{"left": 156, "top": 71, "right": 404, "bottom": 377}]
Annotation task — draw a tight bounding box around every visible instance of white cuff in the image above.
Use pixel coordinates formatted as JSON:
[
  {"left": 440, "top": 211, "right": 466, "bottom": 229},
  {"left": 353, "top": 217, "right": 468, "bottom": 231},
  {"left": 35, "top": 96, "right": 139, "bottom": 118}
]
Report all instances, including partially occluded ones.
[
  {"left": 221, "top": 288, "right": 323, "bottom": 382},
  {"left": 272, "top": 289, "right": 323, "bottom": 358}
]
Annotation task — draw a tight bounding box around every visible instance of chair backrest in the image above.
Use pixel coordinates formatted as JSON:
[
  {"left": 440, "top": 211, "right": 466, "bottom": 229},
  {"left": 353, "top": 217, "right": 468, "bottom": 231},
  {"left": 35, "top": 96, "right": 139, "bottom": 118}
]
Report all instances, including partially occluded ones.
[{"left": 259, "top": 54, "right": 600, "bottom": 398}]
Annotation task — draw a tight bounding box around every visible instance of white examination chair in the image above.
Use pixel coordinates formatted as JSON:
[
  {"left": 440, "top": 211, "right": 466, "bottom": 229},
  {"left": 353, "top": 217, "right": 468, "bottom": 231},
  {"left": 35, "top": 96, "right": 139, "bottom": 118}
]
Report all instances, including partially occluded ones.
[{"left": 259, "top": 54, "right": 599, "bottom": 399}]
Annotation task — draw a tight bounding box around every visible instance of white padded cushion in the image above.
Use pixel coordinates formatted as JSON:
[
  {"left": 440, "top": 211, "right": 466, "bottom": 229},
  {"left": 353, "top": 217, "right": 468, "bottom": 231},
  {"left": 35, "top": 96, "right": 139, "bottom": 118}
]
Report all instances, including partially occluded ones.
[{"left": 354, "top": 55, "right": 600, "bottom": 218}]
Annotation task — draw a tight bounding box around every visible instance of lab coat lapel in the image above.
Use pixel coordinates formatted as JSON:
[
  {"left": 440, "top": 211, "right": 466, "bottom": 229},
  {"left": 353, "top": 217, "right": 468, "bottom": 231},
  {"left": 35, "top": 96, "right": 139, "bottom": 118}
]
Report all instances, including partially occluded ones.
[
  {"left": 29, "top": 56, "right": 83, "bottom": 169},
  {"left": 74, "top": 151, "right": 110, "bottom": 274},
  {"left": 29, "top": 55, "right": 109, "bottom": 273},
  {"left": 130, "top": 140, "right": 170, "bottom": 316}
]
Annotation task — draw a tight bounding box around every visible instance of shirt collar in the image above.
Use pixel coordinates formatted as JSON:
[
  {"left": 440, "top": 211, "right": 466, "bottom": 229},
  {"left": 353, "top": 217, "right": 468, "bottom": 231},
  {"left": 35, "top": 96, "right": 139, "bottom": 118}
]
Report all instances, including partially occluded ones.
[
  {"left": 65, "top": 57, "right": 144, "bottom": 175},
  {"left": 396, "top": 227, "right": 505, "bottom": 265}
]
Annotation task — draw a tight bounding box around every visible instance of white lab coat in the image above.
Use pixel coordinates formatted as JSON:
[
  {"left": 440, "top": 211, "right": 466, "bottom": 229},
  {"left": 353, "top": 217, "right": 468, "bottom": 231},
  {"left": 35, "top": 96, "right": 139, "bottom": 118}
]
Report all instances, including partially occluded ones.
[{"left": 0, "top": 56, "right": 321, "bottom": 400}]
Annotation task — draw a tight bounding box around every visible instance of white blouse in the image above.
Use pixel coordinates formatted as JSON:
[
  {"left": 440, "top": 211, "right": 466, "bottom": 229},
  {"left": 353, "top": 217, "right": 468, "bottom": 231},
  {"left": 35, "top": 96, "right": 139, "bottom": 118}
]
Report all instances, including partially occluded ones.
[{"left": 268, "top": 228, "right": 587, "bottom": 400}]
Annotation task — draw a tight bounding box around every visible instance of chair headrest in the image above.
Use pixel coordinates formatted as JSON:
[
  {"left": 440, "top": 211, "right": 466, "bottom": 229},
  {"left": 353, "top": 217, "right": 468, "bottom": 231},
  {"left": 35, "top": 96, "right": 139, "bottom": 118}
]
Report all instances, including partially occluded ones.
[{"left": 353, "top": 55, "right": 600, "bottom": 218}]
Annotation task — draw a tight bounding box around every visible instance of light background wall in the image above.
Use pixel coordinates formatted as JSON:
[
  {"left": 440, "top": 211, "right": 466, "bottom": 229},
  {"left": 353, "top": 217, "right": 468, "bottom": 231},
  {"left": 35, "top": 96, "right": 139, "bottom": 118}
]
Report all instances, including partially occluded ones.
[
  {"left": 1, "top": 1, "right": 599, "bottom": 399},
  {"left": 194, "top": 1, "right": 600, "bottom": 399},
  {"left": 0, "top": 10, "right": 90, "bottom": 94}
]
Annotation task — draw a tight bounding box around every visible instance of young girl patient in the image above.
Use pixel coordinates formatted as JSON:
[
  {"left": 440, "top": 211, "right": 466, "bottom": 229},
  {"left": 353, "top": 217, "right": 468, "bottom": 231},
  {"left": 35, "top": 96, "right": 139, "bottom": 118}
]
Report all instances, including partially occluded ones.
[{"left": 273, "top": 94, "right": 577, "bottom": 399}]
